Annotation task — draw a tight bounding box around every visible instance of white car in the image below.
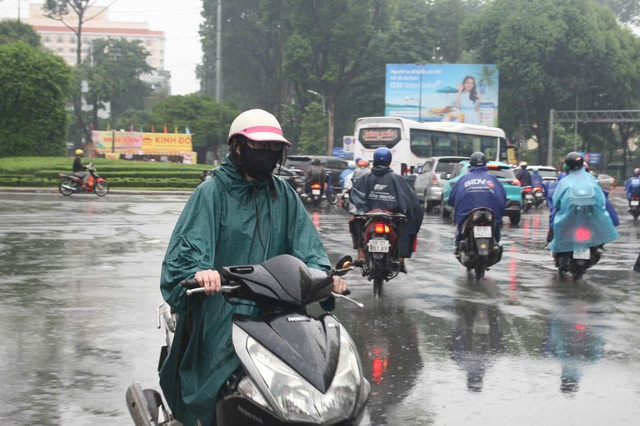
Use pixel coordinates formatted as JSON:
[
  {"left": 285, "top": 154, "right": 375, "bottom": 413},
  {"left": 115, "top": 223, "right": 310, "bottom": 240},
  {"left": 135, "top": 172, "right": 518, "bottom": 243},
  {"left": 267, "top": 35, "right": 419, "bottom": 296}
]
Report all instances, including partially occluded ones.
[
  {"left": 414, "top": 156, "right": 469, "bottom": 213},
  {"left": 527, "top": 165, "right": 559, "bottom": 183}
]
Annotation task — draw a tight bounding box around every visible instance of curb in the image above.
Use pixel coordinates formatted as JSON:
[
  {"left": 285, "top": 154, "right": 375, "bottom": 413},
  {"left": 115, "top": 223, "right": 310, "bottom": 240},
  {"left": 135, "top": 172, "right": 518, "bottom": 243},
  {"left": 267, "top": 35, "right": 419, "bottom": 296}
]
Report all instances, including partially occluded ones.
[{"left": 0, "top": 187, "right": 194, "bottom": 196}]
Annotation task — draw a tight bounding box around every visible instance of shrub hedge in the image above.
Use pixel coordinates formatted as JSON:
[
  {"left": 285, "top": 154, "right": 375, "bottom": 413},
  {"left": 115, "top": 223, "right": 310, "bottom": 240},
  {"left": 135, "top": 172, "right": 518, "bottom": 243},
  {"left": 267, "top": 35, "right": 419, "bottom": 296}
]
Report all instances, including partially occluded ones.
[{"left": 0, "top": 157, "right": 212, "bottom": 190}]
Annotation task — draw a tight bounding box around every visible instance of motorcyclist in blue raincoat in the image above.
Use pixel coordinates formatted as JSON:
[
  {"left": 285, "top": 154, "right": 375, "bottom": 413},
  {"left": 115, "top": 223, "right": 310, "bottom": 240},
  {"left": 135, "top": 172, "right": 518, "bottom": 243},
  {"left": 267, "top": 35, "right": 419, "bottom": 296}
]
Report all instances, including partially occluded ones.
[
  {"left": 159, "top": 109, "right": 348, "bottom": 426},
  {"left": 339, "top": 160, "right": 356, "bottom": 187},
  {"left": 624, "top": 167, "right": 640, "bottom": 209},
  {"left": 350, "top": 147, "right": 423, "bottom": 271},
  {"left": 531, "top": 167, "right": 545, "bottom": 193},
  {"left": 448, "top": 152, "right": 506, "bottom": 244},
  {"left": 547, "top": 152, "right": 619, "bottom": 254}
]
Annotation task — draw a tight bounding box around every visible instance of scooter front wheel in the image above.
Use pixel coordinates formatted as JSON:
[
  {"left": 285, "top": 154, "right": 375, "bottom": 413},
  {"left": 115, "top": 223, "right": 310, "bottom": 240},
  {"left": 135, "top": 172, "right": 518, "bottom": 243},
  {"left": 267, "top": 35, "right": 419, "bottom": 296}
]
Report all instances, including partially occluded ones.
[
  {"left": 327, "top": 192, "right": 338, "bottom": 205},
  {"left": 59, "top": 178, "right": 75, "bottom": 196}
]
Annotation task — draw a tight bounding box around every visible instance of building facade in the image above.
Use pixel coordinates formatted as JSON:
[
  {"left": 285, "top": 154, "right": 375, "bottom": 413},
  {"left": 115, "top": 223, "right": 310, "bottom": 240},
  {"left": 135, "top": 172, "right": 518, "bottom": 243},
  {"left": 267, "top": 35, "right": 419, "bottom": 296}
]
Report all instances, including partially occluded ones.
[{"left": 26, "top": 3, "right": 170, "bottom": 93}]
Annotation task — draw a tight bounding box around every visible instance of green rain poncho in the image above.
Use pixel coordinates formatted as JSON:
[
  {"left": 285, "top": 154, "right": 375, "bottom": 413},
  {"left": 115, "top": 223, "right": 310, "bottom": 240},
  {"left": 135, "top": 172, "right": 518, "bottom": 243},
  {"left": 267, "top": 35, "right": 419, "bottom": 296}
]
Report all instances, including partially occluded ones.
[{"left": 159, "top": 156, "right": 331, "bottom": 426}]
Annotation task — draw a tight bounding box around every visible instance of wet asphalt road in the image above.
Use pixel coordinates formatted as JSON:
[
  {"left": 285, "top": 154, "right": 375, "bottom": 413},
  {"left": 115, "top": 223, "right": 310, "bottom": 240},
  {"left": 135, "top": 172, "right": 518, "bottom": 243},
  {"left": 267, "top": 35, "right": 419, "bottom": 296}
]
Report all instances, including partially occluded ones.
[{"left": 0, "top": 190, "right": 639, "bottom": 425}]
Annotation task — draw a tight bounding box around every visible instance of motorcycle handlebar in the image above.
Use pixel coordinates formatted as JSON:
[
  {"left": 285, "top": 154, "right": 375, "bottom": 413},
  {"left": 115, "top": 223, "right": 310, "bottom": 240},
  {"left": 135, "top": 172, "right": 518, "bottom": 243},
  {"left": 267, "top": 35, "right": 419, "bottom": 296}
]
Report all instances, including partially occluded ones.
[{"left": 180, "top": 277, "right": 241, "bottom": 296}]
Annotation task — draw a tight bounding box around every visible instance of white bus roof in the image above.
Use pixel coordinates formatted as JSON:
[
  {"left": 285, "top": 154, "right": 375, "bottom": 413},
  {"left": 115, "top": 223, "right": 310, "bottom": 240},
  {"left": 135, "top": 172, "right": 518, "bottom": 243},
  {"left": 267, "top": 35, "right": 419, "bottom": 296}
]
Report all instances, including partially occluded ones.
[{"left": 354, "top": 116, "right": 506, "bottom": 138}]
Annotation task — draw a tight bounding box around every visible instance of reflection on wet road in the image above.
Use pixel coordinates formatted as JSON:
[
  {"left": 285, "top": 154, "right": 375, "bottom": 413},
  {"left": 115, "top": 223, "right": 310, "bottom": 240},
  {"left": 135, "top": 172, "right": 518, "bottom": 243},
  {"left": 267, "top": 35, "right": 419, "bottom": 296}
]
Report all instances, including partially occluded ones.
[{"left": 0, "top": 192, "right": 639, "bottom": 425}]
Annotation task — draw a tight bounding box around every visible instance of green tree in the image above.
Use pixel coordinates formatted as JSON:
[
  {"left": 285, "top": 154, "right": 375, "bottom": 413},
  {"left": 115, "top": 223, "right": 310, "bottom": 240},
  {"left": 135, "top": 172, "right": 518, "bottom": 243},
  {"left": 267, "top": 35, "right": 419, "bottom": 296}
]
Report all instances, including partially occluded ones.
[
  {"left": 282, "top": 0, "right": 397, "bottom": 154},
  {"left": 84, "top": 38, "right": 153, "bottom": 128},
  {"left": 0, "top": 42, "right": 72, "bottom": 157},
  {"left": 462, "top": 0, "right": 640, "bottom": 167},
  {"left": 150, "top": 94, "right": 240, "bottom": 162},
  {"left": 298, "top": 103, "right": 328, "bottom": 155},
  {"left": 594, "top": 0, "right": 640, "bottom": 25},
  {"left": 42, "top": 1, "right": 109, "bottom": 146},
  {"left": 0, "top": 20, "right": 41, "bottom": 47}
]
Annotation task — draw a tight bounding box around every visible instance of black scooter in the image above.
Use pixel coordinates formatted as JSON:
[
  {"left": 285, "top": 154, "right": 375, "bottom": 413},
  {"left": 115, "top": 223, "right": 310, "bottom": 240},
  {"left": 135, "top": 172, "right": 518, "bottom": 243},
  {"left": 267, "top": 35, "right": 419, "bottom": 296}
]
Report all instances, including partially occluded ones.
[
  {"left": 126, "top": 254, "right": 370, "bottom": 426},
  {"left": 353, "top": 210, "right": 407, "bottom": 298},
  {"left": 455, "top": 208, "right": 503, "bottom": 280},
  {"left": 553, "top": 246, "right": 601, "bottom": 281}
]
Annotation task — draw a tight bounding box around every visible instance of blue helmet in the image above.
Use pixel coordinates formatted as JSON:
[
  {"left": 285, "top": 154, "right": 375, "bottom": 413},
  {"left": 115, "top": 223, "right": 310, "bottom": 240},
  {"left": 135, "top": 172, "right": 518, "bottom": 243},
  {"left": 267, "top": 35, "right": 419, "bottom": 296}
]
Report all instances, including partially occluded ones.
[{"left": 373, "top": 147, "right": 392, "bottom": 166}]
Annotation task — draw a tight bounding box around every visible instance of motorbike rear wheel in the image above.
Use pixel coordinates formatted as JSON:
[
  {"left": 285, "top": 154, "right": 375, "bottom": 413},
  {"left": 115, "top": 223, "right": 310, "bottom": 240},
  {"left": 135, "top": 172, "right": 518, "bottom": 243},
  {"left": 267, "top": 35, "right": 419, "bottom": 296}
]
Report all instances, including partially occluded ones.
[
  {"left": 373, "top": 276, "right": 384, "bottom": 298},
  {"left": 327, "top": 192, "right": 338, "bottom": 205},
  {"left": 59, "top": 178, "right": 75, "bottom": 196},
  {"left": 94, "top": 181, "right": 109, "bottom": 197},
  {"left": 474, "top": 258, "right": 486, "bottom": 280}
]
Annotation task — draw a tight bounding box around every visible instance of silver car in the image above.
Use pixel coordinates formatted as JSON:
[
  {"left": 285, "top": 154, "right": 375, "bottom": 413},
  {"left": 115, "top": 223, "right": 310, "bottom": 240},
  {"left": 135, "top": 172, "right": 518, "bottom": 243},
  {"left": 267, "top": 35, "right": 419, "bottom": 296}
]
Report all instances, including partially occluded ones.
[{"left": 413, "top": 156, "right": 469, "bottom": 213}]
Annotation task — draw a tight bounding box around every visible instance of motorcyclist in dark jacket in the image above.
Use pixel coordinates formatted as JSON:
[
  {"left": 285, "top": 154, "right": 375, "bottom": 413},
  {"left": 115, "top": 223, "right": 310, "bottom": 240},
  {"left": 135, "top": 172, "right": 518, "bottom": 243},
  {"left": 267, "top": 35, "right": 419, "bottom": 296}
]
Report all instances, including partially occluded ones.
[
  {"left": 350, "top": 147, "right": 423, "bottom": 271},
  {"left": 448, "top": 152, "right": 506, "bottom": 244},
  {"left": 515, "top": 161, "right": 532, "bottom": 187},
  {"left": 72, "top": 149, "right": 89, "bottom": 184}
]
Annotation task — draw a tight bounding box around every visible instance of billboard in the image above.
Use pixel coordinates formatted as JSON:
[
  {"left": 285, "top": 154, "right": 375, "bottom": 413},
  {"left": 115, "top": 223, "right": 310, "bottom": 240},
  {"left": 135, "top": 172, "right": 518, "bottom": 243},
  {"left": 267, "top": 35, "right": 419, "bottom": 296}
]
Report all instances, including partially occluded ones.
[
  {"left": 91, "top": 131, "right": 193, "bottom": 155},
  {"left": 386, "top": 64, "right": 499, "bottom": 126}
]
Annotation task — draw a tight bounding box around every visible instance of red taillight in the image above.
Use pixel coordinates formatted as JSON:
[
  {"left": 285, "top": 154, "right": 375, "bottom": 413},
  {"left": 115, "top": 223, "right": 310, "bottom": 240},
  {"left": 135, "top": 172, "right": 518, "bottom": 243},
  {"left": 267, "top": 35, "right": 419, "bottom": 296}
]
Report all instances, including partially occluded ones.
[
  {"left": 575, "top": 228, "right": 591, "bottom": 241},
  {"left": 524, "top": 187, "right": 532, "bottom": 193},
  {"left": 430, "top": 175, "right": 438, "bottom": 186},
  {"left": 512, "top": 179, "right": 521, "bottom": 186},
  {"left": 311, "top": 183, "right": 321, "bottom": 189},
  {"left": 534, "top": 186, "right": 542, "bottom": 191},
  {"left": 374, "top": 222, "right": 391, "bottom": 234}
]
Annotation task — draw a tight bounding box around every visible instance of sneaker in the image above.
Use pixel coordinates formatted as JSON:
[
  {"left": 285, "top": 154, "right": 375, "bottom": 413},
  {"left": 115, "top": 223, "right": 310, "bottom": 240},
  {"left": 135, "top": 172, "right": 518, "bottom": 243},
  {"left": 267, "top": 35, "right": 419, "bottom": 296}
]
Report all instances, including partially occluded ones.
[{"left": 399, "top": 262, "right": 408, "bottom": 274}]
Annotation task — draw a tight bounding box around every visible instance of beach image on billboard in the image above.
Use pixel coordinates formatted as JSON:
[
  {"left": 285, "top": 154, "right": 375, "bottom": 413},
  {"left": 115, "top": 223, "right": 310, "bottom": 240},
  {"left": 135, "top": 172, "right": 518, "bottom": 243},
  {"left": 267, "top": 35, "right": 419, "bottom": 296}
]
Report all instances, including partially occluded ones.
[{"left": 385, "top": 64, "right": 499, "bottom": 126}]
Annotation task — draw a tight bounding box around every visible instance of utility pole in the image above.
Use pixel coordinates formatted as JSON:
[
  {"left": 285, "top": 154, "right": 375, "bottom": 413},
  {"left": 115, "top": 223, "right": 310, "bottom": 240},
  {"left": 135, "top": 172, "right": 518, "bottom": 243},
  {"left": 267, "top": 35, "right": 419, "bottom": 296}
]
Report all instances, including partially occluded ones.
[{"left": 215, "top": 0, "right": 222, "bottom": 102}]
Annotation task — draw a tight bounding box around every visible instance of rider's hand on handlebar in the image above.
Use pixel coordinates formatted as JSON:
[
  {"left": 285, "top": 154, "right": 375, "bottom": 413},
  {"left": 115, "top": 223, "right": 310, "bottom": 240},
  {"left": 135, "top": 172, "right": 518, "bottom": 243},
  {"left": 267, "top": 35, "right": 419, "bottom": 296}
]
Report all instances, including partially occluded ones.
[
  {"left": 332, "top": 276, "right": 348, "bottom": 294},
  {"left": 194, "top": 269, "right": 222, "bottom": 295}
]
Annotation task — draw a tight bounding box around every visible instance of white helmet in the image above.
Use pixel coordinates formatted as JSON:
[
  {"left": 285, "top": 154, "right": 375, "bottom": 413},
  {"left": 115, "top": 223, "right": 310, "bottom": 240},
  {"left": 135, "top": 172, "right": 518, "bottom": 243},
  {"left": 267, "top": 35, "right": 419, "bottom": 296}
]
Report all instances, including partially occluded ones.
[
  {"left": 348, "top": 160, "right": 355, "bottom": 169},
  {"left": 227, "top": 109, "right": 291, "bottom": 147}
]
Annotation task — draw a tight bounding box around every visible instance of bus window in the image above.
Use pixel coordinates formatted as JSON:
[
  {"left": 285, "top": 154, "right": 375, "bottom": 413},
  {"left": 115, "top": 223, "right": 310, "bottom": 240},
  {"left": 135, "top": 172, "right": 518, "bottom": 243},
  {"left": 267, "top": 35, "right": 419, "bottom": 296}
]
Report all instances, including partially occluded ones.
[
  {"left": 432, "top": 131, "right": 457, "bottom": 156},
  {"left": 410, "top": 129, "right": 432, "bottom": 157},
  {"left": 458, "top": 134, "right": 477, "bottom": 155}
]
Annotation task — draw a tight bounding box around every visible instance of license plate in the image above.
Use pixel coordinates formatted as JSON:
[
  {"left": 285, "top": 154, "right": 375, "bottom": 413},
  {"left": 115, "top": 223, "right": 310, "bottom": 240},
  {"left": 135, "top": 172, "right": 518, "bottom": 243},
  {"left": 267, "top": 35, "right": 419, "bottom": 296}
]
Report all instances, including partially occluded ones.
[
  {"left": 312, "top": 189, "right": 320, "bottom": 195},
  {"left": 573, "top": 249, "right": 590, "bottom": 260},
  {"left": 525, "top": 194, "right": 533, "bottom": 200},
  {"left": 473, "top": 226, "right": 492, "bottom": 238},
  {"left": 631, "top": 200, "right": 639, "bottom": 206},
  {"left": 368, "top": 239, "right": 390, "bottom": 253},
  {"left": 534, "top": 192, "right": 543, "bottom": 198}
]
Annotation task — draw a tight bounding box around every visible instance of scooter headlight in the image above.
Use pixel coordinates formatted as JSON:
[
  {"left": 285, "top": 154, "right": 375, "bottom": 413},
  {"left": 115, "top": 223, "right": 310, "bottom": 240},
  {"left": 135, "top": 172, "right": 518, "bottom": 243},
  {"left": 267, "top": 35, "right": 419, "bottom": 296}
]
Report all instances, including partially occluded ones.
[{"left": 245, "top": 331, "right": 360, "bottom": 423}]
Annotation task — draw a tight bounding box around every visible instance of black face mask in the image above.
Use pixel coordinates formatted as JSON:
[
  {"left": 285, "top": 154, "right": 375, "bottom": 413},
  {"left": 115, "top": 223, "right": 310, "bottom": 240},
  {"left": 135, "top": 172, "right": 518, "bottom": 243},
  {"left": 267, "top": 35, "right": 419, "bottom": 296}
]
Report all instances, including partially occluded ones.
[{"left": 241, "top": 144, "right": 282, "bottom": 180}]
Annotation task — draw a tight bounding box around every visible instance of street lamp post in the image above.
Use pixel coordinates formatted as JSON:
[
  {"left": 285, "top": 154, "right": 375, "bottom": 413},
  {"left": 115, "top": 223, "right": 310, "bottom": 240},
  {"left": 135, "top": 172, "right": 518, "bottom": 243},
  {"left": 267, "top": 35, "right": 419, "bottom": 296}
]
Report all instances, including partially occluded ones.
[
  {"left": 307, "top": 90, "right": 326, "bottom": 116},
  {"left": 574, "top": 85, "right": 599, "bottom": 151},
  {"left": 307, "top": 89, "right": 331, "bottom": 155}
]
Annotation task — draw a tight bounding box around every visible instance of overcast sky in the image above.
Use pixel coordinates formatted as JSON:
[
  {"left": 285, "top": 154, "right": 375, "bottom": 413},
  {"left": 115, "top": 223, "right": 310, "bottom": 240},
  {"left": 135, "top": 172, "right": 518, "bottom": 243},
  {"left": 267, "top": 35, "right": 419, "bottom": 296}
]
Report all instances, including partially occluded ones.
[{"left": 0, "top": 0, "right": 204, "bottom": 95}]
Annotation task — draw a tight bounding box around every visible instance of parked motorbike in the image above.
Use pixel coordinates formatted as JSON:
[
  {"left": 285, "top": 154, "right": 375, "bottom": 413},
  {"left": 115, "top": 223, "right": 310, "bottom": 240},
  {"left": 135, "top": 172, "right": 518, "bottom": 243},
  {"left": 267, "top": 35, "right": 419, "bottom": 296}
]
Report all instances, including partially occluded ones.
[
  {"left": 522, "top": 186, "right": 534, "bottom": 212},
  {"left": 126, "top": 254, "right": 370, "bottom": 426},
  {"left": 532, "top": 186, "right": 545, "bottom": 208},
  {"left": 58, "top": 163, "right": 109, "bottom": 196},
  {"left": 630, "top": 194, "right": 640, "bottom": 221},
  {"left": 353, "top": 210, "right": 407, "bottom": 298},
  {"left": 553, "top": 226, "right": 602, "bottom": 280},
  {"left": 455, "top": 208, "right": 502, "bottom": 280}
]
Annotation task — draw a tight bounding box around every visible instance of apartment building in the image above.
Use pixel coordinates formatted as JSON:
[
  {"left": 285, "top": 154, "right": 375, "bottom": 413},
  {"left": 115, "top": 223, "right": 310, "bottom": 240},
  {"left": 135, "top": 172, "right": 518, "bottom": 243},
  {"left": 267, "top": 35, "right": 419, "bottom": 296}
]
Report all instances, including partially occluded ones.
[{"left": 25, "top": 3, "right": 170, "bottom": 93}]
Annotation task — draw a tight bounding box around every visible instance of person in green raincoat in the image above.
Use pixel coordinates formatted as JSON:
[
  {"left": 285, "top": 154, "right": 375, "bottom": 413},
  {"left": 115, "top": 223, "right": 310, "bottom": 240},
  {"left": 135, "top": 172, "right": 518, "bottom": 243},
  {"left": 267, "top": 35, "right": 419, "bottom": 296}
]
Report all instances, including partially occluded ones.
[{"left": 158, "top": 109, "right": 348, "bottom": 426}]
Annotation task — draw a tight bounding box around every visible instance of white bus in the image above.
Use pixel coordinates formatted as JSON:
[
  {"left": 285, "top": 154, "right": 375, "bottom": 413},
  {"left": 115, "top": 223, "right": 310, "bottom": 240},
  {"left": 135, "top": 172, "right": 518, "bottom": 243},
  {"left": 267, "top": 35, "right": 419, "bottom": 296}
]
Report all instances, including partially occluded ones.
[{"left": 352, "top": 116, "right": 517, "bottom": 174}]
